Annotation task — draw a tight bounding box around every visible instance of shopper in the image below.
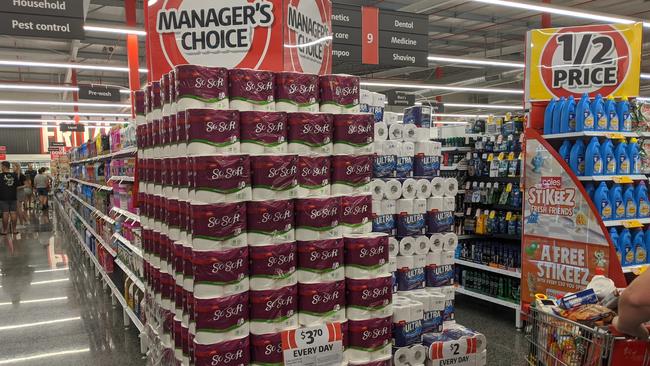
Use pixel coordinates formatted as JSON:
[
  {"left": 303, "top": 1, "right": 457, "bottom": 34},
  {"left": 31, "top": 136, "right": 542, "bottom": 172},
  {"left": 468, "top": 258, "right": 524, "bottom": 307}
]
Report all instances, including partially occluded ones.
[
  {"left": 12, "top": 163, "right": 27, "bottom": 226},
  {"left": 34, "top": 167, "right": 50, "bottom": 210},
  {"left": 24, "top": 163, "right": 36, "bottom": 209},
  {"left": 613, "top": 271, "right": 650, "bottom": 339},
  {"left": 0, "top": 161, "right": 18, "bottom": 234}
]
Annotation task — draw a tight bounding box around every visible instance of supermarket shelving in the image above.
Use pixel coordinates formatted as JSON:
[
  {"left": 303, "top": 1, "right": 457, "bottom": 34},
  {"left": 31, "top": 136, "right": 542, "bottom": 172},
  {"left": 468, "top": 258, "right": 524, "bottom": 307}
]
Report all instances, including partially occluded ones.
[
  {"left": 455, "top": 259, "right": 521, "bottom": 278},
  {"left": 66, "top": 189, "right": 115, "bottom": 224},
  {"left": 113, "top": 233, "right": 143, "bottom": 258},
  {"left": 71, "top": 146, "right": 137, "bottom": 164},
  {"left": 108, "top": 176, "right": 135, "bottom": 182},
  {"left": 622, "top": 264, "right": 649, "bottom": 274},
  {"left": 114, "top": 258, "right": 145, "bottom": 292},
  {"left": 111, "top": 206, "right": 140, "bottom": 223},
  {"left": 542, "top": 131, "right": 637, "bottom": 140},
  {"left": 455, "top": 286, "right": 520, "bottom": 310},
  {"left": 577, "top": 175, "right": 648, "bottom": 182},
  {"left": 441, "top": 146, "right": 472, "bottom": 152},
  {"left": 69, "top": 177, "right": 112, "bottom": 191},
  {"left": 67, "top": 204, "right": 116, "bottom": 257},
  {"left": 603, "top": 217, "right": 650, "bottom": 227},
  {"left": 465, "top": 176, "right": 520, "bottom": 184},
  {"left": 458, "top": 233, "right": 520, "bottom": 241},
  {"left": 441, "top": 165, "right": 468, "bottom": 171}
]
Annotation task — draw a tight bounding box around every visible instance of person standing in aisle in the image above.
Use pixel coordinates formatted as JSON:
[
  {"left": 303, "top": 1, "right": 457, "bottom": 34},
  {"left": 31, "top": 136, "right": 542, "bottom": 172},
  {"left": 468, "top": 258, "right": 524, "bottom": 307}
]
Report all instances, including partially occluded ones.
[
  {"left": 24, "top": 163, "right": 37, "bottom": 209},
  {"left": 0, "top": 161, "right": 18, "bottom": 234},
  {"left": 12, "top": 163, "right": 27, "bottom": 226},
  {"left": 613, "top": 270, "right": 650, "bottom": 339},
  {"left": 34, "top": 167, "right": 50, "bottom": 210}
]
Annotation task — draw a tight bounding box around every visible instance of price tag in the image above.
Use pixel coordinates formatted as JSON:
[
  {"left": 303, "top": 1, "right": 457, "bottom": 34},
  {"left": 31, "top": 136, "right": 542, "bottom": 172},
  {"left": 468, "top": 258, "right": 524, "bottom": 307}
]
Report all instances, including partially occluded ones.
[
  {"left": 508, "top": 152, "right": 515, "bottom": 161},
  {"left": 498, "top": 152, "right": 505, "bottom": 160},
  {"left": 442, "top": 339, "right": 469, "bottom": 358},
  {"left": 282, "top": 323, "right": 343, "bottom": 366},
  {"left": 623, "top": 220, "right": 643, "bottom": 229},
  {"left": 506, "top": 212, "right": 513, "bottom": 220},
  {"left": 613, "top": 176, "right": 634, "bottom": 184},
  {"left": 487, "top": 154, "right": 494, "bottom": 162},
  {"left": 505, "top": 112, "right": 512, "bottom": 122},
  {"left": 489, "top": 211, "right": 496, "bottom": 219},
  {"left": 505, "top": 183, "right": 513, "bottom": 192},
  {"left": 466, "top": 207, "right": 472, "bottom": 215},
  {"left": 496, "top": 135, "right": 503, "bottom": 144},
  {"left": 606, "top": 133, "right": 624, "bottom": 139}
]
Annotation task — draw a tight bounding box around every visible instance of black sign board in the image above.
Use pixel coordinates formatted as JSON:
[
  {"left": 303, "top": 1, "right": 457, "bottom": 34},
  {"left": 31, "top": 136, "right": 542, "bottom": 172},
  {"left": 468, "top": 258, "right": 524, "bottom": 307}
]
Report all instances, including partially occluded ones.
[
  {"left": 59, "top": 123, "right": 84, "bottom": 132},
  {"left": 332, "top": 25, "right": 361, "bottom": 46},
  {"left": 379, "top": 31, "right": 428, "bottom": 51},
  {"left": 79, "top": 84, "right": 122, "bottom": 102},
  {"left": 379, "top": 48, "right": 428, "bottom": 67},
  {"left": 332, "top": 44, "right": 362, "bottom": 64},
  {"left": 0, "top": 12, "right": 84, "bottom": 40},
  {"left": 386, "top": 91, "right": 415, "bottom": 106},
  {"left": 48, "top": 146, "right": 63, "bottom": 152},
  {"left": 331, "top": 4, "right": 361, "bottom": 28},
  {"left": 379, "top": 10, "right": 428, "bottom": 35},
  {"left": 4, "top": 0, "right": 84, "bottom": 18},
  {"left": 50, "top": 142, "right": 66, "bottom": 147}
]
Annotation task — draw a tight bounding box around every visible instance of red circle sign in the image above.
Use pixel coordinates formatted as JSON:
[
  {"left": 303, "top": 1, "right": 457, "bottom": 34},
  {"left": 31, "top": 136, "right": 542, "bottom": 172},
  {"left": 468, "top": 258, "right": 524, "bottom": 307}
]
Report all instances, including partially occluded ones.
[{"left": 539, "top": 25, "right": 631, "bottom": 98}]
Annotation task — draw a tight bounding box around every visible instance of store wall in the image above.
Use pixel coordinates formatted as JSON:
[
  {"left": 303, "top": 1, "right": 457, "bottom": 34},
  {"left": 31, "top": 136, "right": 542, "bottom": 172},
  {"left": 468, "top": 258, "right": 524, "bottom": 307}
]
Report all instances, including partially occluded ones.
[{"left": 0, "top": 128, "right": 42, "bottom": 154}]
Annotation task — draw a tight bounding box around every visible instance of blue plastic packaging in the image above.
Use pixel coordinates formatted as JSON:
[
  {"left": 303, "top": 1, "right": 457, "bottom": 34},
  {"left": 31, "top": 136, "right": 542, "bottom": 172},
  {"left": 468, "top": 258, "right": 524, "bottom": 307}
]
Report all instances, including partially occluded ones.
[
  {"left": 594, "top": 182, "right": 612, "bottom": 220},
  {"left": 552, "top": 97, "right": 566, "bottom": 134},
  {"left": 628, "top": 138, "right": 640, "bottom": 174},
  {"left": 617, "top": 98, "right": 632, "bottom": 132},
  {"left": 609, "top": 184, "right": 625, "bottom": 220},
  {"left": 544, "top": 98, "right": 557, "bottom": 134},
  {"left": 558, "top": 140, "right": 572, "bottom": 165},
  {"left": 610, "top": 228, "right": 620, "bottom": 263},
  {"left": 635, "top": 181, "right": 650, "bottom": 218},
  {"left": 560, "top": 95, "right": 576, "bottom": 132},
  {"left": 615, "top": 140, "right": 630, "bottom": 174},
  {"left": 600, "top": 139, "right": 616, "bottom": 175},
  {"left": 620, "top": 228, "right": 633, "bottom": 266},
  {"left": 593, "top": 94, "right": 607, "bottom": 131},
  {"left": 585, "top": 136, "right": 602, "bottom": 175},
  {"left": 569, "top": 139, "right": 586, "bottom": 176},
  {"left": 605, "top": 96, "right": 619, "bottom": 131},
  {"left": 576, "top": 93, "right": 594, "bottom": 131},
  {"left": 634, "top": 229, "right": 648, "bottom": 265},
  {"left": 584, "top": 182, "right": 595, "bottom": 200}
]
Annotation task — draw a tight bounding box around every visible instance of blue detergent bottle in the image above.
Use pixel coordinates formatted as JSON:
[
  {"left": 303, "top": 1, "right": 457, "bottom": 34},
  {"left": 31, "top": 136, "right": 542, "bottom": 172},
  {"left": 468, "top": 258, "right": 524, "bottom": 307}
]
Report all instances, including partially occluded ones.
[
  {"left": 619, "top": 228, "right": 633, "bottom": 266},
  {"left": 632, "top": 230, "right": 645, "bottom": 266},
  {"left": 605, "top": 96, "right": 619, "bottom": 131},
  {"left": 635, "top": 181, "right": 650, "bottom": 218},
  {"left": 628, "top": 138, "right": 640, "bottom": 174},
  {"left": 560, "top": 95, "right": 576, "bottom": 132},
  {"left": 624, "top": 184, "right": 637, "bottom": 218},
  {"left": 617, "top": 97, "right": 632, "bottom": 132},
  {"left": 615, "top": 139, "right": 630, "bottom": 174},
  {"left": 576, "top": 93, "right": 594, "bottom": 131},
  {"left": 569, "top": 139, "right": 586, "bottom": 176},
  {"left": 594, "top": 181, "right": 612, "bottom": 220},
  {"left": 584, "top": 182, "right": 595, "bottom": 200},
  {"left": 593, "top": 94, "right": 607, "bottom": 131},
  {"left": 585, "top": 137, "right": 603, "bottom": 175},
  {"left": 543, "top": 98, "right": 557, "bottom": 134},
  {"left": 610, "top": 228, "right": 621, "bottom": 264},
  {"left": 609, "top": 183, "right": 625, "bottom": 220},
  {"left": 558, "top": 140, "right": 572, "bottom": 165},
  {"left": 600, "top": 139, "right": 616, "bottom": 175},
  {"left": 552, "top": 97, "right": 566, "bottom": 134},
  {"left": 635, "top": 229, "right": 648, "bottom": 265},
  {"left": 644, "top": 229, "right": 650, "bottom": 264}
]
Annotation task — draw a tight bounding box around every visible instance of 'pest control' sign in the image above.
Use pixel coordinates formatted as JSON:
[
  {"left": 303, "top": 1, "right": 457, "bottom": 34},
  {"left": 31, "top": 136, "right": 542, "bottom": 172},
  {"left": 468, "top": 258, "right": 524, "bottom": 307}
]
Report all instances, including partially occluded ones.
[
  {"left": 147, "top": 0, "right": 332, "bottom": 80},
  {"left": 525, "top": 23, "right": 642, "bottom": 101}
]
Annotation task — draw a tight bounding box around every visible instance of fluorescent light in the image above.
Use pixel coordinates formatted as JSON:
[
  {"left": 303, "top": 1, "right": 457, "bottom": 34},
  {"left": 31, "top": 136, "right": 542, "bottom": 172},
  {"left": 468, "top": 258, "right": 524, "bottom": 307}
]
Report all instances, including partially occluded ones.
[
  {"left": 0, "top": 111, "right": 130, "bottom": 117},
  {"left": 0, "top": 60, "right": 148, "bottom": 73},
  {"left": 84, "top": 25, "right": 146, "bottom": 36},
  {"left": 0, "top": 100, "right": 130, "bottom": 108},
  {"left": 428, "top": 55, "right": 524, "bottom": 68},
  {"left": 0, "top": 119, "right": 125, "bottom": 124},
  {"left": 0, "top": 316, "right": 81, "bottom": 331},
  {"left": 284, "top": 35, "right": 333, "bottom": 48},
  {"left": 0, "top": 124, "right": 112, "bottom": 129},
  {"left": 414, "top": 102, "right": 422, "bottom": 106},
  {"left": 641, "top": 73, "right": 650, "bottom": 80},
  {"left": 148, "top": 0, "right": 158, "bottom": 5},
  {"left": 471, "top": 0, "right": 643, "bottom": 25},
  {"left": 360, "top": 81, "right": 523, "bottom": 94},
  {"left": 432, "top": 113, "right": 492, "bottom": 118},
  {"left": 637, "top": 97, "right": 649, "bottom": 102},
  {"left": 0, "top": 348, "right": 90, "bottom": 365},
  {"left": 435, "top": 121, "right": 470, "bottom": 125},
  {"left": 444, "top": 103, "right": 522, "bottom": 110},
  {"left": 120, "top": 89, "right": 131, "bottom": 94},
  {"left": 0, "top": 296, "right": 68, "bottom": 306},
  {"left": 0, "top": 84, "right": 78, "bottom": 92},
  {"left": 30, "top": 278, "right": 69, "bottom": 285}
]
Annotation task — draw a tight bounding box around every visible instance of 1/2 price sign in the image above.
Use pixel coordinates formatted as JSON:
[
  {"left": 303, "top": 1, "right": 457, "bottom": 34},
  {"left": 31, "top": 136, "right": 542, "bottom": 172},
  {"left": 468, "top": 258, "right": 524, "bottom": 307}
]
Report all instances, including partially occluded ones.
[
  {"left": 526, "top": 23, "right": 642, "bottom": 101},
  {"left": 281, "top": 323, "right": 343, "bottom": 366}
]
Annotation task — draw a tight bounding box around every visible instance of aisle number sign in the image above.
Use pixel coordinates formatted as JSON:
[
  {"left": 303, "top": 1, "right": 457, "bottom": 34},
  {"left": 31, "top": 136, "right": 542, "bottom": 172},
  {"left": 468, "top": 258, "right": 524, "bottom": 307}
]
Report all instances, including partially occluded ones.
[
  {"left": 281, "top": 323, "right": 343, "bottom": 366},
  {"left": 525, "top": 23, "right": 642, "bottom": 101}
]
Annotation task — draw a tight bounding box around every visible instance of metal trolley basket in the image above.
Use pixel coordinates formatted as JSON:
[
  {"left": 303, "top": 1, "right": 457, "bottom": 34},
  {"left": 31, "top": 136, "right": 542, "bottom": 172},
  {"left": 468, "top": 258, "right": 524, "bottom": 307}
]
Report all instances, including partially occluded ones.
[{"left": 524, "top": 307, "right": 650, "bottom": 366}]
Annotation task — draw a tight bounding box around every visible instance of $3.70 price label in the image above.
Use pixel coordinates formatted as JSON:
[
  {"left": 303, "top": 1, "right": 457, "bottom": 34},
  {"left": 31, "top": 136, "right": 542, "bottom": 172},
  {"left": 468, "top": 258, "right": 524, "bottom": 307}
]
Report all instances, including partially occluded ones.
[{"left": 282, "top": 323, "right": 343, "bottom": 366}]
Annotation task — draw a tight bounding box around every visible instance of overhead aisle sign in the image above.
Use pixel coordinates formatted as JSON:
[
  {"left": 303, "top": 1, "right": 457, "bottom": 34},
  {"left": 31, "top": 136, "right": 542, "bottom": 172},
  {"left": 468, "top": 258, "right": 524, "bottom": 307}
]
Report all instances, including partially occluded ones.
[
  {"left": 525, "top": 23, "right": 642, "bottom": 101},
  {"left": 0, "top": 0, "right": 85, "bottom": 40}
]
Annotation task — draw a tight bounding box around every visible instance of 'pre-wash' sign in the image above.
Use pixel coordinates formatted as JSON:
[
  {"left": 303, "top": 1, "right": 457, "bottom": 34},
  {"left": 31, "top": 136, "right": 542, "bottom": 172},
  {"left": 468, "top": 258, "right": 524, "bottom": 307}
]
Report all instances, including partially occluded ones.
[{"left": 525, "top": 23, "right": 642, "bottom": 100}]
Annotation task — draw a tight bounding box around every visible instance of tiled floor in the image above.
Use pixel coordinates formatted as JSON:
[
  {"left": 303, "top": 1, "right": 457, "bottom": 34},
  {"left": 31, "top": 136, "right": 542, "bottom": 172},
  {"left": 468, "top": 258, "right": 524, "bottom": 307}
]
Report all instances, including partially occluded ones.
[{"left": 0, "top": 207, "right": 144, "bottom": 366}]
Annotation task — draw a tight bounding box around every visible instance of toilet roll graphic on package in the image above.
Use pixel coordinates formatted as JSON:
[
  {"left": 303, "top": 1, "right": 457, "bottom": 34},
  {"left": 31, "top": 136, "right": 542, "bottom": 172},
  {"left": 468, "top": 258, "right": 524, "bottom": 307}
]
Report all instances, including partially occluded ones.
[
  {"left": 193, "top": 292, "right": 249, "bottom": 345},
  {"left": 333, "top": 114, "right": 374, "bottom": 155},
  {"left": 346, "top": 275, "right": 393, "bottom": 320},
  {"left": 250, "top": 332, "right": 286, "bottom": 366},
  {"left": 339, "top": 194, "right": 373, "bottom": 234},
  {"left": 191, "top": 155, "right": 252, "bottom": 203},
  {"left": 229, "top": 68, "right": 275, "bottom": 111},
  {"left": 287, "top": 112, "right": 333, "bottom": 155},
  {"left": 250, "top": 154, "right": 298, "bottom": 200},
  {"left": 298, "top": 281, "right": 346, "bottom": 325},
  {"left": 186, "top": 109, "right": 240, "bottom": 155},
  {"left": 249, "top": 242, "right": 297, "bottom": 290},
  {"left": 344, "top": 233, "right": 389, "bottom": 279},
  {"left": 294, "top": 196, "right": 341, "bottom": 240},
  {"left": 275, "top": 72, "right": 320, "bottom": 112},
  {"left": 193, "top": 336, "right": 250, "bottom": 366},
  {"left": 319, "top": 74, "right": 360, "bottom": 114},
  {"left": 296, "top": 155, "right": 331, "bottom": 197},
  {"left": 192, "top": 247, "right": 248, "bottom": 298},
  {"left": 240, "top": 111, "right": 288, "bottom": 154},
  {"left": 246, "top": 200, "right": 294, "bottom": 245},
  {"left": 331, "top": 155, "right": 373, "bottom": 195},
  {"left": 190, "top": 202, "right": 247, "bottom": 251},
  {"left": 297, "top": 238, "right": 345, "bottom": 283},
  {"left": 175, "top": 65, "right": 229, "bottom": 111},
  {"left": 345, "top": 316, "right": 392, "bottom": 363},
  {"left": 249, "top": 285, "right": 298, "bottom": 334}
]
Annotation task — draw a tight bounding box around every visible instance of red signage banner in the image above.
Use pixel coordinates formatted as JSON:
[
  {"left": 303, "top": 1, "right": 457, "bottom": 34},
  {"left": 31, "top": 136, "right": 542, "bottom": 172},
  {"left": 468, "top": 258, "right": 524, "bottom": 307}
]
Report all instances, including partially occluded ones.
[{"left": 361, "top": 6, "right": 379, "bottom": 65}]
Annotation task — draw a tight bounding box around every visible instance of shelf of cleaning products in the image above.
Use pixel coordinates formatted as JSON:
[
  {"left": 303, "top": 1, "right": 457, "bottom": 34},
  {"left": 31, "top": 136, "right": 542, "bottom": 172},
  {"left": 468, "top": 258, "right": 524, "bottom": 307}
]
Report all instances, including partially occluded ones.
[
  {"left": 110, "top": 207, "right": 140, "bottom": 223},
  {"left": 67, "top": 204, "right": 116, "bottom": 257},
  {"left": 603, "top": 218, "right": 650, "bottom": 227},
  {"left": 113, "top": 233, "right": 143, "bottom": 258},
  {"left": 622, "top": 264, "right": 649, "bottom": 274},
  {"left": 455, "top": 259, "right": 521, "bottom": 278},
  {"left": 637, "top": 132, "right": 650, "bottom": 138},
  {"left": 542, "top": 131, "right": 638, "bottom": 140},
  {"left": 108, "top": 176, "right": 135, "bottom": 182},
  {"left": 66, "top": 189, "right": 115, "bottom": 224},
  {"left": 458, "top": 234, "right": 520, "bottom": 241},
  {"left": 441, "top": 146, "right": 472, "bottom": 152},
  {"left": 577, "top": 175, "right": 648, "bottom": 182},
  {"left": 69, "top": 177, "right": 112, "bottom": 191},
  {"left": 465, "top": 202, "right": 522, "bottom": 212},
  {"left": 466, "top": 176, "right": 520, "bottom": 184},
  {"left": 455, "top": 286, "right": 520, "bottom": 310},
  {"left": 114, "top": 258, "right": 145, "bottom": 292},
  {"left": 441, "top": 165, "right": 468, "bottom": 171},
  {"left": 56, "top": 200, "right": 144, "bottom": 332},
  {"left": 71, "top": 146, "right": 138, "bottom": 164}
]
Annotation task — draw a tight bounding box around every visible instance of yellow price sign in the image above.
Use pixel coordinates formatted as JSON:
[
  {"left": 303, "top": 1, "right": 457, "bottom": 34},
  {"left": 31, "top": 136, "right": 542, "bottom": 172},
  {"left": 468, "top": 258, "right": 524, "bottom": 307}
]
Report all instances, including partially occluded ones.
[
  {"left": 623, "top": 220, "right": 643, "bottom": 229},
  {"left": 606, "top": 133, "right": 625, "bottom": 140},
  {"left": 506, "top": 212, "right": 512, "bottom": 220},
  {"left": 487, "top": 154, "right": 494, "bottom": 162},
  {"left": 498, "top": 152, "right": 505, "bottom": 160},
  {"left": 613, "top": 176, "right": 634, "bottom": 184},
  {"left": 489, "top": 210, "right": 496, "bottom": 219},
  {"left": 508, "top": 152, "right": 515, "bottom": 161},
  {"left": 505, "top": 183, "right": 513, "bottom": 193}
]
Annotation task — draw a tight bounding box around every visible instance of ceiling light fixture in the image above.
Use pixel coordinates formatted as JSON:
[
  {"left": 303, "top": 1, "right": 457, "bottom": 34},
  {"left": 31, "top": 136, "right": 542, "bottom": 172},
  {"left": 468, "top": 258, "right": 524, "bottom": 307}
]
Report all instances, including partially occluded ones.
[
  {"left": 431, "top": 113, "right": 493, "bottom": 118},
  {"left": 641, "top": 74, "right": 650, "bottom": 79},
  {"left": 0, "top": 111, "right": 130, "bottom": 117},
  {"left": 443, "top": 103, "right": 522, "bottom": 110},
  {"left": 428, "top": 55, "right": 524, "bottom": 68},
  {"left": 0, "top": 60, "right": 148, "bottom": 73},
  {"left": 0, "top": 348, "right": 90, "bottom": 365},
  {"left": 0, "top": 84, "right": 78, "bottom": 92},
  {"left": 434, "top": 121, "right": 470, "bottom": 125},
  {"left": 84, "top": 25, "right": 146, "bottom": 36},
  {"left": 0, "top": 100, "right": 130, "bottom": 108},
  {"left": 361, "top": 81, "right": 523, "bottom": 94},
  {"left": 0, "top": 124, "right": 112, "bottom": 129}
]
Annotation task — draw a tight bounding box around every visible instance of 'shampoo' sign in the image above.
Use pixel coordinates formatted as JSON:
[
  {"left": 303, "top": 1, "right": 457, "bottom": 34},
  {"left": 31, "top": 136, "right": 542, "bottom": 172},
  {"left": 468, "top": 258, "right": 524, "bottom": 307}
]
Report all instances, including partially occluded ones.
[{"left": 148, "top": 0, "right": 332, "bottom": 80}]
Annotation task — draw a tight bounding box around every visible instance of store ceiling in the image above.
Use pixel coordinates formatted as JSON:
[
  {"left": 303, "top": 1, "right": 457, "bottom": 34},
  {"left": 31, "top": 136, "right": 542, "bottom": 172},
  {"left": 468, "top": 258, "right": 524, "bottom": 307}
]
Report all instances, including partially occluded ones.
[{"left": 0, "top": 0, "right": 648, "bottom": 116}]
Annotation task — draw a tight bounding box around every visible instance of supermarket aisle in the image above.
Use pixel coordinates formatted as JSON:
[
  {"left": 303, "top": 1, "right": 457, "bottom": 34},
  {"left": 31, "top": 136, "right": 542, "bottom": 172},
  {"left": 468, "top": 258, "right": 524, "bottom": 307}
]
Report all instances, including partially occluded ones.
[{"left": 0, "top": 208, "right": 144, "bottom": 366}]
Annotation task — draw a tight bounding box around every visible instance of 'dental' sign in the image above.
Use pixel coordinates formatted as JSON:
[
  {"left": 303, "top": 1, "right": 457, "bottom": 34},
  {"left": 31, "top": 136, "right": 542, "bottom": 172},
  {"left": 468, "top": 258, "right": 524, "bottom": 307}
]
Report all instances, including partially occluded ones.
[
  {"left": 525, "top": 23, "right": 642, "bottom": 101},
  {"left": 147, "top": 0, "right": 332, "bottom": 80}
]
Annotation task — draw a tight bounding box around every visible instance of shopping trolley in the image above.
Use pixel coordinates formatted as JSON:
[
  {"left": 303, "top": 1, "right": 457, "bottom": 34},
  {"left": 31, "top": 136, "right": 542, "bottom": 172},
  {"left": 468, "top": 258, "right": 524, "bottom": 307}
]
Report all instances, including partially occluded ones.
[{"left": 524, "top": 307, "right": 650, "bottom": 366}]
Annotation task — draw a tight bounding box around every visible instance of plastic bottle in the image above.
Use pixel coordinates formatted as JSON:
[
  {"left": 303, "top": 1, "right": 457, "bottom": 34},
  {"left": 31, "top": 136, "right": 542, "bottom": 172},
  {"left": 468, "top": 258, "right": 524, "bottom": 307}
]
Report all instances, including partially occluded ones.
[
  {"left": 576, "top": 93, "right": 594, "bottom": 131},
  {"left": 632, "top": 230, "right": 645, "bottom": 266},
  {"left": 569, "top": 139, "right": 586, "bottom": 176},
  {"left": 594, "top": 181, "right": 612, "bottom": 220},
  {"left": 624, "top": 184, "right": 637, "bottom": 219},
  {"left": 617, "top": 97, "right": 632, "bottom": 132},
  {"left": 610, "top": 228, "right": 621, "bottom": 264},
  {"left": 628, "top": 138, "right": 640, "bottom": 174},
  {"left": 605, "top": 96, "right": 619, "bottom": 131},
  {"left": 615, "top": 139, "right": 630, "bottom": 174},
  {"left": 558, "top": 140, "right": 572, "bottom": 165},
  {"left": 593, "top": 94, "right": 607, "bottom": 131},
  {"left": 609, "top": 183, "right": 625, "bottom": 220},
  {"left": 635, "top": 181, "right": 650, "bottom": 218},
  {"left": 543, "top": 98, "right": 557, "bottom": 135},
  {"left": 645, "top": 229, "right": 650, "bottom": 264},
  {"left": 600, "top": 139, "right": 616, "bottom": 175},
  {"left": 560, "top": 95, "right": 576, "bottom": 133},
  {"left": 552, "top": 97, "right": 566, "bottom": 134},
  {"left": 619, "top": 228, "right": 633, "bottom": 266},
  {"left": 584, "top": 182, "right": 595, "bottom": 200},
  {"left": 585, "top": 137, "right": 603, "bottom": 175}
]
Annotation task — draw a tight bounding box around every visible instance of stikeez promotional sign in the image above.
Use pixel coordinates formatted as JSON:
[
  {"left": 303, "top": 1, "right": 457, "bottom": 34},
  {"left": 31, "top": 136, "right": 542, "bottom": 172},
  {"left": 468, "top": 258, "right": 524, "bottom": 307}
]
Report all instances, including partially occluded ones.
[
  {"left": 525, "top": 23, "right": 642, "bottom": 101},
  {"left": 147, "top": 0, "right": 332, "bottom": 80}
]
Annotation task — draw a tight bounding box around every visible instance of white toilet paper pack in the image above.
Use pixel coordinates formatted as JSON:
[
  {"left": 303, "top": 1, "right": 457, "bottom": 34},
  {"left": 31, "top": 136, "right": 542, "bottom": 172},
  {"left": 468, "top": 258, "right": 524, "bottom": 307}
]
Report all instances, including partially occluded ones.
[
  {"left": 294, "top": 196, "right": 341, "bottom": 240},
  {"left": 297, "top": 238, "right": 345, "bottom": 283},
  {"left": 396, "top": 212, "right": 426, "bottom": 237},
  {"left": 333, "top": 114, "right": 374, "bottom": 154},
  {"left": 193, "top": 292, "right": 249, "bottom": 345},
  {"left": 229, "top": 68, "right": 275, "bottom": 111},
  {"left": 287, "top": 112, "right": 333, "bottom": 154},
  {"left": 392, "top": 344, "right": 427, "bottom": 366},
  {"left": 319, "top": 74, "right": 360, "bottom": 114},
  {"left": 135, "top": 90, "right": 146, "bottom": 126},
  {"left": 275, "top": 72, "right": 319, "bottom": 112},
  {"left": 339, "top": 194, "right": 373, "bottom": 234},
  {"left": 372, "top": 213, "right": 396, "bottom": 236},
  {"left": 298, "top": 280, "right": 346, "bottom": 325},
  {"left": 426, "top": 211, "right": 454, "bottom": 233},
  {"left": 331, "top": 155, "right": 373, "bottom": 195},
  {"left": 373, "top": 155, "right": 397, "bottom": 178},
  {"left": 246, "top": 200, "right": 294, "bottom": 245},
  {"left": 240, "top": 111, "right": 287, "bottom": 153},
  {"left": 425, "top": 254, "right": 454, "bottom": 288},
  {"left": 344, "top": 233, "right": 389, "bottom": 279},
  {"left": 250, "top": 154, "right": 298, "bottom": 200},
  {"left": 396, "top": 261, "right": 425, "bottom": 292},
  {"left": 175, "top": 65, "right": 229, "bottom": 111},
  {"left": 192, "top": 247, "right": 248, "bottom": 298},
  {"left": 346, "top": 275, "right": 393, "bottom": 320},
  {"left": 249, "top": 242, "right": 297, "bottom": 290},
  {"left": 191, "top": 155, "right": 252, "bottom": 203},
  {"left": 249, "top": 285, "right": 298, "bottom": 334},
  {"left": 345, "top": 316, "right": 392, "bottom": 363},
  {"left": 186, "top": 109, "right": 240, "bottom": 155},
  {"left": 296, "top": 155, "right": 331, "bottom": 197},
  {"left": 190, "top": 202, "right": 247, "bottom": 251},
  {"left": 193, "top": 336, "right": 250, "bottom": 366}
]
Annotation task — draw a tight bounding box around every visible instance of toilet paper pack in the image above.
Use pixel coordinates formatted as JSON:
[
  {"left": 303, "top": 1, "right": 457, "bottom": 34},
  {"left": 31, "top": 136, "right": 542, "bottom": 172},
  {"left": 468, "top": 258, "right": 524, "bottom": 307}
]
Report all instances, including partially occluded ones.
[
  {"left": 246, "top": 200, "right": 294, "bottom": 245},
  {"left": 249, "top": 242, "right": 297, "bottom": 290},
  {"left": 392, "top": 344, "right": 427, "bottom": 366},
  {"left": 333, "top": 114, "right": 374, "bottom": 155},
  {"left": 186, "top": 109, "right": 240, "bottom": 155},
  {"left": 250, "top": 154, "right": 298, "bottom": 200},
  {"left": 193, "top": 336, "right": 250, "bottom": 366},
  {"left": 396, "top": 212, "right": 426, "bottom": 237},
  {"left": 294, "top": 196, "right": 341, "bottom": 240},
  {"left": 249, "top": 285, "right": 298, "bottom": 334},
  {"left": 135, "top": 90, "right": 146, "bottom": 126},
  {"left": 175, "top": 65, "right": 229, "bottom": 111},
  {"left": 373, "top": 155, "right": 397, "bottom": 178},
  {"left": 192, "top": 247, "right": 249, "bottom": 298},
  {"left": 346, "top": 316, "right": 392, "bottom": 363},
  {"left": 287, "top": 112, "right": 333, "bottom": 154},
  {"left": 339, "top": 194, "right": 373, "bottom": 235},
  {"left": 396, "top": 263, "right": 426, "bottom": 292},
  {"left": 346, "top": 275, "right": 393, "bottom": 320},
  {"left": 240, "top": 111, "right": 287, "bottom": 153},
  {"left": 298, "top": 280, "right": 346, "bottom": 325},
  {"left": 193, "top": 292, "right": 249, "bottom": 345},
  {"left": 425, "top": 257, "right": 454, "bottom": 288},
  {"left": 190, "top": 202, "right": 247, "bottom": 251},
  {"left": 331, "top": 155, "right": 373, "bottom": 195},
  {"left": 426, "top": 211, "right": 454, "bottom": 233},
  {"left": 191, "top": 155, "right": 252, "bottom": 203},
  {"left": 229, "top": 68, "right": 275, "bottom": 111},
  {"left": 175, "top": 111, "right": 188, "bottom": 157},
  {"left": 297, "top": 238, "right": 345, "bottom": 283},
  {"left": 371, "top": 214, "right": 396, "bottom": 236},
  {"left": 319, "top": 74, "right": 360, "bottom": 114},
  {"left": 296, "top": 155, "right": 331, "bottom": 197},
  {"left": 344, "top": 233, "right": 389, "bottom": 279},
  {"left": 250, "top": 332, "right": 286, "bottom": 366},
  {"left": 275, "top": 72, "right": 319, "bottom": 112}
]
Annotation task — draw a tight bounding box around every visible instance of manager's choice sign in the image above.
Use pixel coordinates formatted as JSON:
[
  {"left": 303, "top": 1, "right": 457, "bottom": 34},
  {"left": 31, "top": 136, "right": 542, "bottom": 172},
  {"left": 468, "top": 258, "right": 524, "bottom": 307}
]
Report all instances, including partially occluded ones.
[
  {"left": 525, "top": 23, "right": 642, "bottom": 101},
  {"left": 148, "top": 0, "right": 332, "bottom": 80}
]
